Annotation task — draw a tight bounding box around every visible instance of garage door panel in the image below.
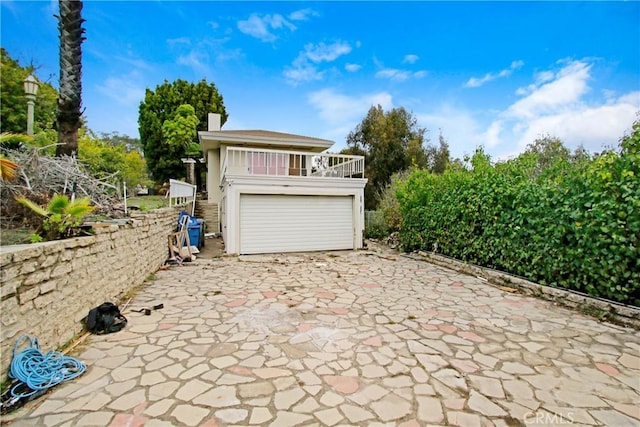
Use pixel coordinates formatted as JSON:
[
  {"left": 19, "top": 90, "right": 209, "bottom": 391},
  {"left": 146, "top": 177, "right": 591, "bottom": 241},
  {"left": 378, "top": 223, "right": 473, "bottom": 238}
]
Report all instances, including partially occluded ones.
[{"left": 240, "top": 195, "right": 353, "bottom": 254}]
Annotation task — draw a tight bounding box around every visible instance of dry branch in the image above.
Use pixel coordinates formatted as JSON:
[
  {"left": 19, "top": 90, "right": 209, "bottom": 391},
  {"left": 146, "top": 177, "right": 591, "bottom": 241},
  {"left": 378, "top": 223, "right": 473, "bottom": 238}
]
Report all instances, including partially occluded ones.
[{"left": 1, "top": 147, "right": 124, "bottom": 222}]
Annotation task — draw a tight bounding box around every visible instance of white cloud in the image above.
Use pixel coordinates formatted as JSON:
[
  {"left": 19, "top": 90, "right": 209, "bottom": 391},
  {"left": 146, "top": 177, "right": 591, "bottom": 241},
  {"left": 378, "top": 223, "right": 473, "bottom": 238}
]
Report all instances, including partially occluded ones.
[
  {"left": 167, "top": 37, "right": 190, "bottom": 47},
  {"left": 412, "top": 59, "right": 638, "bottom": 161},
  {"left": 304, "top": 41, "right": 352, "bottom": 63},
  {"left": 482, "top": 59, "right": 639, "bottom": 158},
  {"left": 214, "top": 47, "right": 243, "bottom": 63},
  {"left": 307, "top": 88, "right": 393, "bottom": 143},
  {"left": 416, "top": 106, "right": 486, "bottom": 159},
  {"left": 534, "top": 70, "right": 555, "bottom": 84},
  {"left": 199, "top": 36, "right": 241, "bottom": 63},
  {"left": 345, "top": 63, "right": 361, "bottom": 72},
  {"left": 617, "top": 91, "right": 640, "bottom": 107},
  {"left": 289, "top": 8, "right": 319, "bottom": 21},
  {"left": 96, "top": 73, "right": 145, "bottom": 107},
  {"left": 376, "top": 69, "right": 410, "bottom": 81},
  {"left": 507, "top": 60, "right": 590, "bottom": 118},
  {"left": 465, "top": 60, "right": 524, "bottom": 88},
  {"left": 237, "top": 13, "right": 296, "bottom": 42},
  {"left": 177, "top": 50, "right": 211, "bottom": 76},
  {"left": 114, "top": 55, "right": 153, "bottom": 71},
  {"left": 376, "top": 68, "right": 426, "bottom": 82},
  {"left": 511, "top": 95, "right": 638, "bottom": 154},
  {"left": 169, "top": 34, "right": 240, "bottom": 74},
  {"left": 403, "top": 54, "right": 419, "bottom": 64},
  {"left": 283, "top": 65, "right": 324, "bottom": 84},
  {"left": 285, "top": 41, "right": 353, "bottom": 85},
  {"left": 483, "top": 121, "right": 503, "bottom": 149}
]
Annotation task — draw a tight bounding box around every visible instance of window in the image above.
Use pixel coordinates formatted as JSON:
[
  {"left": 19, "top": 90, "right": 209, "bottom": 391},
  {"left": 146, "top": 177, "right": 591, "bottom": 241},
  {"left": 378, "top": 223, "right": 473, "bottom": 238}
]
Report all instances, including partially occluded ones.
[{"left": 247, "top": 151, "right": 289, "bottom": 175}]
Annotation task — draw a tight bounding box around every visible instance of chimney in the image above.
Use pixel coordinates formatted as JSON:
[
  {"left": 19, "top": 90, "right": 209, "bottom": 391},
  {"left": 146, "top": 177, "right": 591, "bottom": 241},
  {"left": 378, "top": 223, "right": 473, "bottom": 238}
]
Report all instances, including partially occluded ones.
[{"left": 208, "top": 113, "right": 221, "bottom": 131}]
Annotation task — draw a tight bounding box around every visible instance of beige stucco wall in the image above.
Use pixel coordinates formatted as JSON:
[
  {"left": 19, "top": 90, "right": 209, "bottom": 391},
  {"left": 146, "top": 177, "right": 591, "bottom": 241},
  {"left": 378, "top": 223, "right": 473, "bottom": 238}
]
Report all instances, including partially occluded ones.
[
  {"left": 207, "top": 148, "right": 221, "bottom": 204},
  {"left": 0, "top": 207, "right": 179, "bottom": 375}
]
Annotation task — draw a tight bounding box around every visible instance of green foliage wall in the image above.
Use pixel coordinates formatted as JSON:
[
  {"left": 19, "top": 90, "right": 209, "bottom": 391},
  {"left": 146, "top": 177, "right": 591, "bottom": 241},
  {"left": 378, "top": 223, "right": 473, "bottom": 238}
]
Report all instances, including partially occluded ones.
[{"left": 397, "top": 123, "right": 640, "bottom": 305}]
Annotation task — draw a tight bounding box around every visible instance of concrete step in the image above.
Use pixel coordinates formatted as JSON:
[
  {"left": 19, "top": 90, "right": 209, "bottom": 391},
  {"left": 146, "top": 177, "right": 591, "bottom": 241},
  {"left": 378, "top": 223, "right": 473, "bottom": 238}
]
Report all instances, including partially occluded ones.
[{"left": 195, "top": 201, "right": 219, "bottom": 233}]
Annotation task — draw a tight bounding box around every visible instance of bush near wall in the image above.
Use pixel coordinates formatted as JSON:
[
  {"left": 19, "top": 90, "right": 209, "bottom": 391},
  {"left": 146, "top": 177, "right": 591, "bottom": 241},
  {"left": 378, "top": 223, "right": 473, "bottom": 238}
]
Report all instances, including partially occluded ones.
[{"left": 397, "top": 121, "right": 640, "bottom": 306}]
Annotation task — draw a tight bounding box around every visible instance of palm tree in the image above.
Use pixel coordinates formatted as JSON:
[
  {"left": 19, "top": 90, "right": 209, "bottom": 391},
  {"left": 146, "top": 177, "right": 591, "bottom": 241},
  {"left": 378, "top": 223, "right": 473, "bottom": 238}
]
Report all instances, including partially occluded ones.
[
  {"left": 0, "top": 132, "right": 31, "bottom": 180},
  {"left": 56, "top": 0, "right": 85, "bottom": 157},
  {"left": 0, "top": 157, "right": 18, "bottom": 181},
  {"left": 16, "top": 194, "right": 95, "bottom": 241}
]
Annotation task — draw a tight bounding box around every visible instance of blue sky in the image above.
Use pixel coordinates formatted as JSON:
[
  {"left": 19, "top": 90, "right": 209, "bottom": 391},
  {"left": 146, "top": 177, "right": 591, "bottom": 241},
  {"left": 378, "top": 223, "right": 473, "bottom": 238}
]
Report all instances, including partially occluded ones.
[{"left": 2, "top": 1, "right": 639, "bottom": 160}]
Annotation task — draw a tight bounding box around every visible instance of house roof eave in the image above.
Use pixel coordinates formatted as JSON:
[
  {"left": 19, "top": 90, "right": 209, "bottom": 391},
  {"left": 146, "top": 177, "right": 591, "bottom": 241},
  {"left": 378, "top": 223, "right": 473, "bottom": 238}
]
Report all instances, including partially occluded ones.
[{"left": 198, "top": 130, "right": 334, "bottom": 154}]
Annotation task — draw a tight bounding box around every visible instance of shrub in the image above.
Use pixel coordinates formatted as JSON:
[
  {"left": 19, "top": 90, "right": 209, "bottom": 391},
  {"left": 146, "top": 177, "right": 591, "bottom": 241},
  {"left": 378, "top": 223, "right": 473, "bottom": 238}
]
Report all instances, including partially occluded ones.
[
  {"left": 16, "top": 194, "right": 96, "bottom": 241},
  {"left": 397, "top": 120, "right": 640, "bottom": 305},
  {"left": 364, "top": 210, "right": 388, "bottom": 239},
  {"left": 378, "top": 169, "right": 411, "bottom": 233}
]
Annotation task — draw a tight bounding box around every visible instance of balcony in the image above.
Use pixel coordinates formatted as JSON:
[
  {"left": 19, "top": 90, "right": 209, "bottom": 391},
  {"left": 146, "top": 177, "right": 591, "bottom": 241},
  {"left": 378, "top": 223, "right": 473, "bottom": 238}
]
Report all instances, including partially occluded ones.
[{"left": 221, "top": 146, "right": 365, "bottom": 180}]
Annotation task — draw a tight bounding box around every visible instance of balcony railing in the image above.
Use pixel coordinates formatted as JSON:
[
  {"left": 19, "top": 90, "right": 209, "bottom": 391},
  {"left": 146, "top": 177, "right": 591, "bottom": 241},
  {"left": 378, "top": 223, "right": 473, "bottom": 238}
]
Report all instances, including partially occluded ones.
[{"left": 222, "top": 147, "right": 364, "bottom": 179}]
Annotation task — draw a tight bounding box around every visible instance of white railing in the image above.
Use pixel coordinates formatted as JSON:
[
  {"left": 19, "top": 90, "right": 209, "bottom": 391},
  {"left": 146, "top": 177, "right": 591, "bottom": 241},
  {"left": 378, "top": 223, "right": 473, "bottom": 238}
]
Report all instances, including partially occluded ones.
[
  {"left": 168, "top": 179, "right": 197, "bottom": 215},
  {"left": 222, "top": 147, "right": 364, "bottom": 179}
]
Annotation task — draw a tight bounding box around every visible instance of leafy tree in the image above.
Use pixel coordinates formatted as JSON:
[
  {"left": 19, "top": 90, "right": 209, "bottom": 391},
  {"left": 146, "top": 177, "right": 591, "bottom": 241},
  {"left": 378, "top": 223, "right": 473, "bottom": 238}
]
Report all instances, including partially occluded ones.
[
  {"left": 162, "top": 104, "right": 199, "bottom": 149},
  {"left": 344, "top": 105, "right": 429, "bottom": 209},
  {"left": 571, "top": 144, "right": 591, "bottom": 163},
  {"left": 56, "top": 0, "right": 86, "bottom": 157},
  {"left": 138, "top": 79, "right": 227, "bottom": 184},
  {"left": 98, "top": 131, "right": 142, "bottom": 153},
  {"left": 0, "top": 48, "right": 58, "bottom": 135},
  {"left": 78, "top": 131, "right": 123, "bottom": 177},
  {"left": 524, "top": 135, "right": 571, "bottom": 176},
  {"left": 121, "top": 150, "right": 151, "bottom": 189},
  {"left": 77, "top": 131, "right": 150, "bottom": 188},
  {"left": 432, "top": 131, "right": 451, "bottom": 174}
]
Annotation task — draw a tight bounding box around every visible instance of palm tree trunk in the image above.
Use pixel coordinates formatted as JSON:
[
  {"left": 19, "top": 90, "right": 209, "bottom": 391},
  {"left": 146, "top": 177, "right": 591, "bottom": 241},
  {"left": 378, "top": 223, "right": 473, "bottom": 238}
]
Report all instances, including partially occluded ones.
[{"left": 56, "top": 0, "right": 85, "bottom": 157}]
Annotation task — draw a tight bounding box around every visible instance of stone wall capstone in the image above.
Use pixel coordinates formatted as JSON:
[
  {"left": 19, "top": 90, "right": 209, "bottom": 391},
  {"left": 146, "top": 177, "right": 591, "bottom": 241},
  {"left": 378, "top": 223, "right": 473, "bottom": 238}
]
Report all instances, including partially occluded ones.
[{"left": 0, "top": 207, "right": 180, "bottom": 376}]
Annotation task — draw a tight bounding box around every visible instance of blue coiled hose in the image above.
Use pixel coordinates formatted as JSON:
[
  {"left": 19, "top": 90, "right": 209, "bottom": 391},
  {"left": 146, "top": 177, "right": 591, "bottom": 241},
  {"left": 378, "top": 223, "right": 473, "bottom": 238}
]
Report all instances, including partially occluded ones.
[{"left": 9, "top": 335, "right": 86, "bottom": 398}]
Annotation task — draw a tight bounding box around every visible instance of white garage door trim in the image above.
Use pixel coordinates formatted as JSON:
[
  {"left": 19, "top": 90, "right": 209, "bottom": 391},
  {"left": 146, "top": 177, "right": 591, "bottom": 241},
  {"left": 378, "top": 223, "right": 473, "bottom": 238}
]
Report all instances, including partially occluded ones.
[{"left": 239, "top": 194, "right": 354, "bottom": 254}]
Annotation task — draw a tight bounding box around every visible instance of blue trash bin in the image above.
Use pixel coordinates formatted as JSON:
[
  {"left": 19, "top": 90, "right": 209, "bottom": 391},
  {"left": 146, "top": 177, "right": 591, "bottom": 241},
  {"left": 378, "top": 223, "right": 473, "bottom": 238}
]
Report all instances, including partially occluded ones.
[
  {"left": 188, "top": 219, "right": 204, "bottom": 249},
  {"left": 178, "top": 212, "right": 203, "bottom": 249},
  {"left": 187, "top": 225, "right": 199, "bottom": 248}
]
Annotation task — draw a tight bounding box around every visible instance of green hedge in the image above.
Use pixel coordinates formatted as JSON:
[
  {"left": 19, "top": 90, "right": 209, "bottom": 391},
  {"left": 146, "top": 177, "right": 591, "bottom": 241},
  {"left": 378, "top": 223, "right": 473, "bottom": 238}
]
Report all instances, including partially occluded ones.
[{"left": 397, "top": 123, "right": 640, "bottom": 306}]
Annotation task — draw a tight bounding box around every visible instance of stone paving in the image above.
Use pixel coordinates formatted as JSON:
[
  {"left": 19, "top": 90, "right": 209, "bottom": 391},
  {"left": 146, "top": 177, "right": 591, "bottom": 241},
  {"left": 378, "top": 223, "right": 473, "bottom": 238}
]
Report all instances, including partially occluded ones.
[{"left": 3, "top": 243, "right": 640, "bottom": 426}]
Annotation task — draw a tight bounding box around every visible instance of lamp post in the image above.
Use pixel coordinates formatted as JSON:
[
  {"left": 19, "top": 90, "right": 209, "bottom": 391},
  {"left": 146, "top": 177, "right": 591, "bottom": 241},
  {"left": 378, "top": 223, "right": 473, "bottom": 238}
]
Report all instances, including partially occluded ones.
[{"left": 23, "top": 74, "right": 39, "bottom": 136}]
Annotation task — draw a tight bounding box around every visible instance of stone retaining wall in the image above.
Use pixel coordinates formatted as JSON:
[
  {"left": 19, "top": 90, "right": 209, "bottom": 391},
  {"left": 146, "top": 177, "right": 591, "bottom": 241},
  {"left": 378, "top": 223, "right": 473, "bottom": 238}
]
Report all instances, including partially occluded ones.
[
  {"left": 407, "top": 250, "right": 640, "bottom": 329},
  {"left": 0, "top": 208, "right": 180, "bottom": 376}
]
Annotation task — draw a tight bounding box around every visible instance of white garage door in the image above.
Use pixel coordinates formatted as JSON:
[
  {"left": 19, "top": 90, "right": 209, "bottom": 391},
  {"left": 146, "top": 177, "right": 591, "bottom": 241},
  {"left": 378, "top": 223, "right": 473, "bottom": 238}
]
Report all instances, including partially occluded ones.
[{"left": 240, "top": 194, "right": 354, "bottom": 254}]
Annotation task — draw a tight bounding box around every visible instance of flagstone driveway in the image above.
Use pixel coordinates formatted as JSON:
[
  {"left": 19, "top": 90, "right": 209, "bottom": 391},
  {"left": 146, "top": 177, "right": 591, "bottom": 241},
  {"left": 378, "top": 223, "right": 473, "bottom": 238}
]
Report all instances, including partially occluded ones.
[{"left": 4, "top": 244, "right": 640, "bottom": 426}]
